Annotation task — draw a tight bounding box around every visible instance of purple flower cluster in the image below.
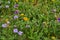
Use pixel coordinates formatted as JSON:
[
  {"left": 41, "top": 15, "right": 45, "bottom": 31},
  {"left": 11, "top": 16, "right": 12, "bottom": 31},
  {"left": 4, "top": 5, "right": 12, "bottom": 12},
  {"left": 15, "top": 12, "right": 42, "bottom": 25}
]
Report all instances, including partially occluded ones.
[
  {"left": 14, "top": 15, "right": 18, "bottom": 19},
  {"left": 13, "top": 28, "right": 18, "bottom": 33},
  {"left": 2, "top": 23, "right": 7, "bottom": 28},
  {"left": 13, "top": 25, "right": 23, "bottom": 36},
  {"left": 13, "top": 28, "right": 23, "bottom": 35},
  {"left": 13, "top": 3, "right": 23, "bottom": 36},
  {"left": 14, "top": 4, "right": 18, "bottom": 8},
  {"left": 14, "top": 10, "right": 19, "bottom": 14},
  {"left": 18, "top": 31, "right": 23, "bottom": 35},
  {"left": 1, "top": 1, "right": 24, "bottom": 36},
  {"left": 58, "top": 18, "right": 60, "bottom": 22}
]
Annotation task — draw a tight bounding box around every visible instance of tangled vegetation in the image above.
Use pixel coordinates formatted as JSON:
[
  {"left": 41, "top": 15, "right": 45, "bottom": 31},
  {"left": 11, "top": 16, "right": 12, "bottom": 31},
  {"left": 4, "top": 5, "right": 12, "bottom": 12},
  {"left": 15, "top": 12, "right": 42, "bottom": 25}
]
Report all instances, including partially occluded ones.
[{"left": 0, "top": 0, "right": 60, "bottom": 40}]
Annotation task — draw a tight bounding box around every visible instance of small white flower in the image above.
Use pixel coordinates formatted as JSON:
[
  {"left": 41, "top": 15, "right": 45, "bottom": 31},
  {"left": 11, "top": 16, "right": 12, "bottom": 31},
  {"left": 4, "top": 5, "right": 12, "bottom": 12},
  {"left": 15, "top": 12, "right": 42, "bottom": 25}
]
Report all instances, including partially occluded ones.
[
  {"left": 8, "top": 1, "right": 10, "bottom": 4},
  {"left": 0, "top": 6, "right": 2, "bottom": 8},
  {"left": 5, "top": 5, "right": 9, "bottom": 8},
  {"left": 7, "top": 21, "right": 10, "bottom": 24},
  {"left": 52, "top": 9, "right": 56, "bottom": 13},
  {"left": 26, "top": 24, "right": 30, "bottom": 28}
]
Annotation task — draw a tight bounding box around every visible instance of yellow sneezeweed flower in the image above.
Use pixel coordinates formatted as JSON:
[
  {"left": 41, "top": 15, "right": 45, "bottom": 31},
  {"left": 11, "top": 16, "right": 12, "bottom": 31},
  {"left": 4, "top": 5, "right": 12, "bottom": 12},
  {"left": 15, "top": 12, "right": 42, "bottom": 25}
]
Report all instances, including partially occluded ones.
[
  {"left": 25, "top": 0, "right": 29, "bottom": 2},
  {"left": 23, "top": 17, "right": 29, "bottom": 21},
  {"left": 51, "top": 0, "right": 56, "bottom": 2},
  {"left": 16, "top": 0, "right": 18, "bottom": 2},
  {"left": 5, "top": 19, "right": 9, "bottom": 22},
  {"left": 32, "top": 0, "right": 35, "bottom": 3},
  {"left": 20, "top": 14, "right": 25, "bottom": 16},
  {"left": 51, "top": 36, "right": 56, "bottom": 40}
]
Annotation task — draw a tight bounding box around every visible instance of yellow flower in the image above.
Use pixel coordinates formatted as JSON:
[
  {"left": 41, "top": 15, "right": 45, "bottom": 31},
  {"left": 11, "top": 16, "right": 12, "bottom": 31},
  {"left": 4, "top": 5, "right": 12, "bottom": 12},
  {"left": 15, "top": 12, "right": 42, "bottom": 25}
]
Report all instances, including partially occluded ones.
[
  {"left": 1, "top": 15, "right": 3, "bottom": 17},
  {"left": 16, "top": 0, "right": 18, "bottom": 2},
  {"left": 5, "top": 19, "right": 9, "bottom": 22},
  {"left": 51, "top": 0, "right": 56, "bottom": 2},
  {"left": 23, "top": 17, "right": 29, "bottom": 21},
  {"left": 20, "top": 14, "right": 25, "bottom": 16},
  {"left": 51, "top": 36, "right": 56, "bottom": 40},
  {"left": 24, "top": 0, "right": 29, "bottom": 2},
  {"left": 32, "top": 0, "right": 35, "bottom": 3}
]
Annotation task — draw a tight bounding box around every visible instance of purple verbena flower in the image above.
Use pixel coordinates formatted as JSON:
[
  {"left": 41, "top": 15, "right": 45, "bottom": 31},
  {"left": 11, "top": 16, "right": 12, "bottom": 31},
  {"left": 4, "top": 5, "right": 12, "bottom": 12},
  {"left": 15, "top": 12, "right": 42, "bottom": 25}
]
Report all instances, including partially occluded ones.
[
  {"left": 14, "top": 15, "right": 18, "bottom": 19},
  {"left": 14, "top": 4, "right": 18, "bottom": 8},
  {"left": 14, "top": 10, "right": 19, "bottom": 14},
  {"left": 58, "top": 18, "right": 60, "bottom": 22},
  {"left": 13, "top": 28, "right": 18, "bottom": 33},
  {"left": 2, "top": 23, "right": 7, "bottom": 28},
  {"left": 18, "top": 31, "right": 23, "bottom": 35}
]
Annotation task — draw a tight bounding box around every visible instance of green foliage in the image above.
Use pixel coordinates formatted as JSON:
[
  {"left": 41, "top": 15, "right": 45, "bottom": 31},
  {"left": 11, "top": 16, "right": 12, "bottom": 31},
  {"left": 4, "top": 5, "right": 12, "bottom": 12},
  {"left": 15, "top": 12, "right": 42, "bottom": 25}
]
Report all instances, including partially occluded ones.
[{"left": 0, "top": 0, "right": 60, "bottom": 40}]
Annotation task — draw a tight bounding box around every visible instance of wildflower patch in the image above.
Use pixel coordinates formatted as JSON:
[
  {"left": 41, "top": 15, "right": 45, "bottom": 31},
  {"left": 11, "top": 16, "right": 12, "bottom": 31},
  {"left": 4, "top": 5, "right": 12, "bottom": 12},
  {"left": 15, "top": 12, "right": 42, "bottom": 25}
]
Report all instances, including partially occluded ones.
[{"left": 0, "top": 0, "right": 60, "bottom": 40}]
